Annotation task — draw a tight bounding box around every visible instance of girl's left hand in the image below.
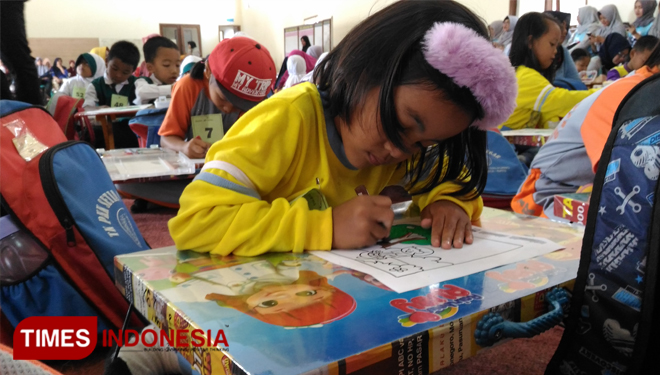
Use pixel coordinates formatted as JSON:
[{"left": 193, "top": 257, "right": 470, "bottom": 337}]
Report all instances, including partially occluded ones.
[{"left": 420, "top": 200, "right": 473, "bottom": 250}]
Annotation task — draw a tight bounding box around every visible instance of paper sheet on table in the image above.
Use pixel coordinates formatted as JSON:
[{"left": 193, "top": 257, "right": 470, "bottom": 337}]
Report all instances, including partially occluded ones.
[
  {"left": 82, "top": 104, "right": 151, "bottom": 116},
  {"left": 114, "top": 159, "right": 175, "bottom": 177},
  {"left": 311, "top": 220, "right": 564, "bottom": 293},
  {"left": 500, "top": 128, "right": 554, "bottom": 137}
]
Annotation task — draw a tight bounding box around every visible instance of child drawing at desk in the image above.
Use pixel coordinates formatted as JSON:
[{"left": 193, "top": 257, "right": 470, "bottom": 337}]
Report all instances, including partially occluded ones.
[{"left": 169, "top": 0, "right": 517, "bottom": 255}]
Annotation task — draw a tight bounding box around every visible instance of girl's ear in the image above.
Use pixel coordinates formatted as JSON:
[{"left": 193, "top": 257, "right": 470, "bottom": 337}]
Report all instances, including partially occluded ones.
[
  {"left": 204, "top": 61, "right": 211, "bottom": 80},
  {"left": 527, "top": 35, "right": 534, "bottom": 49}
]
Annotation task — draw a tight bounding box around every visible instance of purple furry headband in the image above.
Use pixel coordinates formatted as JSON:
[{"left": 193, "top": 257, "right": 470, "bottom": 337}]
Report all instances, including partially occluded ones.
[{"left": 423, "top": 22, "right": 517, "bottom": 130}]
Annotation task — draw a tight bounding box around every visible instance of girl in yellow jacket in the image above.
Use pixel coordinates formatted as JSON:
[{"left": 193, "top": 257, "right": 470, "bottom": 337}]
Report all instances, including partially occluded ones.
[
  {"left": 499, "top": 12, "right": 599, "bottom": 131},
  {"left": 169, "top": 0, "right": 518, "bottom": 257}
]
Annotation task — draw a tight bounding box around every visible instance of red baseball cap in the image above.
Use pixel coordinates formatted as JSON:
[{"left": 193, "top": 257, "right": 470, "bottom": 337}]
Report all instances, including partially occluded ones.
[{"left": 207, "top": 37, "right": 276, "bottom": 112}]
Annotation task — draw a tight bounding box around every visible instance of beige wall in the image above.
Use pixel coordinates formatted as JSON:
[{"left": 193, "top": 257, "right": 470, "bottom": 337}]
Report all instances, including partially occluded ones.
[
  {"left": 27, "top": 38, "right": 99, "bottom": 67},
  {"left": 587, "top": 0, "right": 637, "bottom": 23},
  {"left": 26, "top": 0, "right": 647, "bottom": 72},
  {"left": 516, "top": 0, "right": 656, "bottom": 26},
  {"left": 24, "top": 0, "right": 240, "bottom": 62},
  {"left": 240, "top": 0, "right": 511, "bottom": 66}
]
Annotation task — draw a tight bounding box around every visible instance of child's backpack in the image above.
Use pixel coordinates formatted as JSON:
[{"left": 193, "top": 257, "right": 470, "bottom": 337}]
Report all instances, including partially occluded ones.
[
  {"left": 46, "top": 92, "right": 96, "bottom": 145},
  {"left": 545, "top": 73, "right": 660, "bottom": 374},
  {"left": 483, "top": 130, "right": 529, "bottom": 208},
  {"left": 553, "top": 77, "right": 588, "bottom": 91},
  {"left": 0, "top": 100, "right": 147, "bottom": 333},
  {"left": 128, "top": 107, "right": 167, "bottom": 148}
]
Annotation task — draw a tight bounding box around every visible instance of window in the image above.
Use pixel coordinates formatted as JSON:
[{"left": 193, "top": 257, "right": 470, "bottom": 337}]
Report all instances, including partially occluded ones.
[
  {"left": 219, "top": 25, "right": 241, "bottom": 42},
  {"left": 159, "top": 24, "right": 202, "bottom": 56},
  {"left": 283, "top": 18, "right": 332, "bottom": 57}
]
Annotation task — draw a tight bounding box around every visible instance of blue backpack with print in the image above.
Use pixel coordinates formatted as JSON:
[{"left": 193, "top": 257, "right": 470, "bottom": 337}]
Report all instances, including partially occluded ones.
[
  {"left": 128, "top": 107, "right": 167, "bottom": 148},
  {"left": 545, "top": 73, "right": 660, "bottom": 374},
  {"left": 553, "top": 77, "right": 588, "bottom": 91},
  {"left": 0, "top": 100, "right": 148, "bottom": 334},
  {"left": 483, "top": 131, "right": 528, "bottom": 206}
]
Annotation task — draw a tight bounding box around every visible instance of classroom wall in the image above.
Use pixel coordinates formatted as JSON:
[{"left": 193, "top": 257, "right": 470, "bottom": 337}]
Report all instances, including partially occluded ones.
[
  {"left": 240, "top": 0, "right": 511, "bottom": 66},
  {"left": 24, "top": 0, "right": 240, "bottom": 63},
  {"left": 588, "top": 0, "right": 636, "bottom": 23},
  {"left": 517, "top": 0, "right": 656, "bottom": 26},
  {"left": 27, "top": 38, "right": 100, "bottom": 67}
]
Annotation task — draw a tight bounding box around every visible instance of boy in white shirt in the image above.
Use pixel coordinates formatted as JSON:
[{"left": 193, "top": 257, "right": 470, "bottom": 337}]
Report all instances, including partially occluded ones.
[{"left": 134, "top": 36, "right": 180, "bottom": 105}]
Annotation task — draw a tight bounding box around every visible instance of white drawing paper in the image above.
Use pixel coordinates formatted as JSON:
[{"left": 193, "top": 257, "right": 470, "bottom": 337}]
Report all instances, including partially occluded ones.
[{"left": 311, "top": 220, "right": 564, "bottom": 293}]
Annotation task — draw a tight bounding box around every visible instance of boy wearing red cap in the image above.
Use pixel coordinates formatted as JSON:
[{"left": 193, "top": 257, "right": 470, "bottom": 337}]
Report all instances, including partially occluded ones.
[{"left": 159, "top": 37, "right": 276, "bottom": 158}]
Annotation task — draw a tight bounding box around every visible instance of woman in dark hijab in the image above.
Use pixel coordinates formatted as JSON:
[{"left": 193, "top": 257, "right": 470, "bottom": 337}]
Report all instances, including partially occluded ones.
[
  {"left": 300, "top": 35, "right": 311, "bottom": 53},
  {"left": 49, "top": 57, "right": 68, "bottom": 91}
]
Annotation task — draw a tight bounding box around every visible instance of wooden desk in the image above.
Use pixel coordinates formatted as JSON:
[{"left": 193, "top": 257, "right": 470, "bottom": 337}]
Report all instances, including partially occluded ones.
[
  {"left": 501, "top": 128, "right": 555, "bottom": 147},
  {"left": 76, "top": 105, "right": 151, "bottom": 150},
  {"left": 114, "top": 208, "right": 583, "bottom": 375}
]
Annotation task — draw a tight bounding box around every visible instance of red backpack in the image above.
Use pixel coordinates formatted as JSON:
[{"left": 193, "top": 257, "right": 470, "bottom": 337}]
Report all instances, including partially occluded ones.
[
  {"left": 46, "top": 93, "right": 96, "bottom": 145},
  {"left": 1, "top": 100, "right": 145, "bottom": 332}
]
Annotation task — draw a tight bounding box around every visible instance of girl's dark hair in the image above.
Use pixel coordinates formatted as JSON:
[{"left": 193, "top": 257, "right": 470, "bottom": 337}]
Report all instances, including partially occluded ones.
[
  {"left": 301, "top": 36, "right": 311, "bottom": 52},
  {"left": 644, "top": 40, "right": 660, "bottom": 67},
  {"left": 188, "top": 41, "right": 197, "bottom": 49},
  {"left": 570, "top": 48, "right": 589, "bottom": 61},
  {"left": 189, "top": 59, "right": 207, "bottom": 80},
  {"left": 509, "top": 12, "right": 561, "bottom": 82},
  {"left": 315, "top": 0, "right": 488, "bottom": 198}
]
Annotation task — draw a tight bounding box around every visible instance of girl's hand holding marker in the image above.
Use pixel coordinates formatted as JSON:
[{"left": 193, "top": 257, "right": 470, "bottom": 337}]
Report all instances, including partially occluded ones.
[
  {"left": 331, "top": 185, "right": 393, "bottom": 250},
  {"left": 343, "top": 186, "right": 472, "bottom": 250}
]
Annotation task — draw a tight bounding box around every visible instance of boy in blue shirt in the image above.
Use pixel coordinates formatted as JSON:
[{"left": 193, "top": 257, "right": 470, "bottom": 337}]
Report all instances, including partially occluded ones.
[
  {"left": 134, "top": 36, "right": 181, "bottom": 105},
  {"left": 83, "top": 41, "right": 140, "bottom": 147}
]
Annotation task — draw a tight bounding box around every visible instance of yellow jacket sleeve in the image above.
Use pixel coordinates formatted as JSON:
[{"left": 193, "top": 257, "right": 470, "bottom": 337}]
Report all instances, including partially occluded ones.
[
  {"left": 501, "top": 67, "right": 599, "bottom": 130},
  {"left": 414, "top": 183, "right": 483, "bottom": 221},
  {"left": 538, "top": 83, "right": 598, "bottom": 127},
  {"left": 168, "top": 94, "right": 333, "bottom": 256}
]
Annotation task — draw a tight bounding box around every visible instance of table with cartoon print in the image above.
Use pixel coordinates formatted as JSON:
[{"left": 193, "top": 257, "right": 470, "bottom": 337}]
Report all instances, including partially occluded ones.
[
  {"left": 501, "top": 128, "right": 554, "bottom": 147},
  {"left": 113, "top": 208, "right": 584, "bottom": 375},
  {"left": 75, "top": 104, "right": 151, "bottom": 150}
]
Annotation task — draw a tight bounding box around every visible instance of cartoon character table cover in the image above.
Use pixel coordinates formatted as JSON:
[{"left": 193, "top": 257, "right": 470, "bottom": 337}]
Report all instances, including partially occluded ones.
[{"left": 114, "top": 208, "right": 584, "bottom": 375}]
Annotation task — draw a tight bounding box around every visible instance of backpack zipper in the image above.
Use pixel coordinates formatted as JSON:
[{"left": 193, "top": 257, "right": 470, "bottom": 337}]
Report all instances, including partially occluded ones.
[{"left": 39, "top": 141, "right": 80, "bottom": 247}]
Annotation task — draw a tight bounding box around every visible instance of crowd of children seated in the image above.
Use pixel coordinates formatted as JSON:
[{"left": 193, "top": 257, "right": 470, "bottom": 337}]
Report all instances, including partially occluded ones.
[
  {"left": 3, "top": 2, "right": 660, "bottom": 372},
  {"left": 490, "top": 2, "right": 660, "bottom": 220},
  {"left": 6, "top": 0, "right": 653, "bottom": 245}
]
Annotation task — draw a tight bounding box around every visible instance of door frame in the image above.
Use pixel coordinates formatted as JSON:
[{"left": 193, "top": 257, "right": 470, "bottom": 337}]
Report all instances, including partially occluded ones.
[
  {"left": 218, "top": 25, "right": 241, "bottom": 42},
  {"left": 159, "top": 23, "right": 202, "bottom": 55}
]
